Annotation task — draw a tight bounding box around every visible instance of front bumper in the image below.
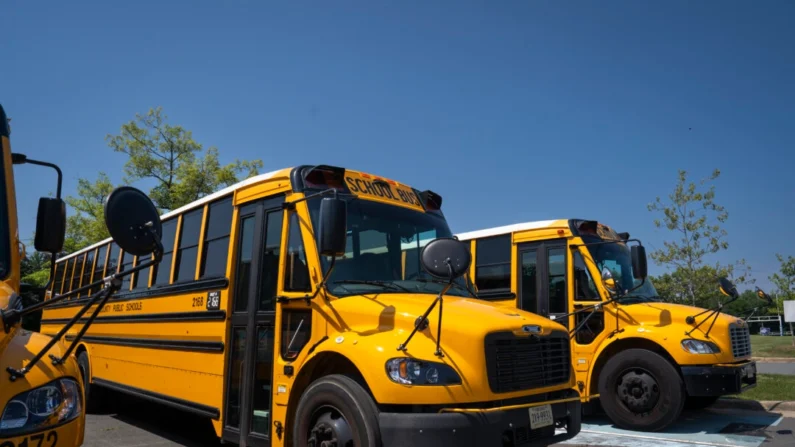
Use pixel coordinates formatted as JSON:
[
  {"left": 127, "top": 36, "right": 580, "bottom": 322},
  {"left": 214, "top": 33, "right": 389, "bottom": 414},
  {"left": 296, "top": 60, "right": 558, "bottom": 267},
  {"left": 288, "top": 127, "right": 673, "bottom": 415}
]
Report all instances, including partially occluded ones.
[
  {"left": 681, "top": 361, "right": 757, "bottom": 397},
  {"left": 0, "top": 416, "right": 84, "bottom": 447},
  {"left": 379, "top": 390, "right": 581, "bottom": 447}
]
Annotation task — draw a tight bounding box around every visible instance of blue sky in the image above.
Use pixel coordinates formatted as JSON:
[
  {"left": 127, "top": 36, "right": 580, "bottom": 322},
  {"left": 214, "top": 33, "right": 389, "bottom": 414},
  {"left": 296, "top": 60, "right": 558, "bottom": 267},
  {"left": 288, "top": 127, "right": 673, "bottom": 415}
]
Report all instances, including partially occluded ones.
[{"left": 4, "top": 1, "right": 794, "bottom": 291}]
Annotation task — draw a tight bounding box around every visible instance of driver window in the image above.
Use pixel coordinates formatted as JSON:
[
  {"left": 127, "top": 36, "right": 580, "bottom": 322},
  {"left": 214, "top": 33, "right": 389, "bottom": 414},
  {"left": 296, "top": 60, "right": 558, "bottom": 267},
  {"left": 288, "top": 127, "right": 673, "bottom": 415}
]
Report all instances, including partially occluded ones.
[{"left": 573, "top": 252, "right": 600, "bottom": 301}]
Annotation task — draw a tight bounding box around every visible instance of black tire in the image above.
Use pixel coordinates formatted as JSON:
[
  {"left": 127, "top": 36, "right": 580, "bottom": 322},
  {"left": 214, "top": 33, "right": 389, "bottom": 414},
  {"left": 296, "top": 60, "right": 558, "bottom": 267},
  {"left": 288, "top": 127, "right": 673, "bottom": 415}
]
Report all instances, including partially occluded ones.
[
  {"left": 598, "top": 349, "right": 685, "bottom": 432},
  {"left": 77, "top": 351, "right": 104, "bottom": 413},
  {"left": 292, "top": 374, "right": 381, "bottom": 447},
  {"left": 684, "top": 395, "right": 719, "bottom": 410}
]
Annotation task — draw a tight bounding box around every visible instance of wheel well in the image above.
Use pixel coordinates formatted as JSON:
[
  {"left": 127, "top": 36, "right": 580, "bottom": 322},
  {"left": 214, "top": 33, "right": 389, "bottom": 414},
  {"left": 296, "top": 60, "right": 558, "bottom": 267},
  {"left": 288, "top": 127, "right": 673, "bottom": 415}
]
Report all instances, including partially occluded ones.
[
  {"left": 284, "top": 352, "right": 370, "bottom": 446},
  {"left": 589, "top": 338, "right": 680, "bottom": 396},
  {"left": 75, "top": 344, "right": 89, "bottom": 379}
]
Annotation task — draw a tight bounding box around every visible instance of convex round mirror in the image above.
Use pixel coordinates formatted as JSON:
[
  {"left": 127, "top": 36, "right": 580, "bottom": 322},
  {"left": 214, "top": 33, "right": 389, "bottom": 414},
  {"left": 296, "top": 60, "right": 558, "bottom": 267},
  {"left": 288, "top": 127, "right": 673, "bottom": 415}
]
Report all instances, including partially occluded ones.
[
  {"left": 104, "top": 186, "right": 162, "bottom": 257},
  {"left": 420, "top": 238, "right": 471, "bottom": 280},
  {"left": 755, "top": 286, "right": 773, "bottom": 305},
  {"left": 718, "top": 277, "right": 739, "bottom": 299},
  {"left": 601, "top": 268, "right": 616, "bottom": 292}
]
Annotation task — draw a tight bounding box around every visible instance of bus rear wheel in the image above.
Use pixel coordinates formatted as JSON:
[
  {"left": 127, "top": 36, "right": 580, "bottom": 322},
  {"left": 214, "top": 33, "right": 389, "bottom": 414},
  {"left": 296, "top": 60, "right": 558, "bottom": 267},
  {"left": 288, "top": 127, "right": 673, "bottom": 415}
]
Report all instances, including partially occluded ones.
[
  {"left": 293, "top": 374, "right": 381, "bottom": 447},
  {"left": 598, "top": 349, "right": 685, "bottom": 432}
]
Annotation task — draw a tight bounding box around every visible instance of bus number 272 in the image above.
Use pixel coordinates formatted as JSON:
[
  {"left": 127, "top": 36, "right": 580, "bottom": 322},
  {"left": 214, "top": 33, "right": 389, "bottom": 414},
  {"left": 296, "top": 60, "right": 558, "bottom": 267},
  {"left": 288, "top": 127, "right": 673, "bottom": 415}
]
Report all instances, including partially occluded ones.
[{"left": 1, "top": 431, "right": 57, "bottom": 447}]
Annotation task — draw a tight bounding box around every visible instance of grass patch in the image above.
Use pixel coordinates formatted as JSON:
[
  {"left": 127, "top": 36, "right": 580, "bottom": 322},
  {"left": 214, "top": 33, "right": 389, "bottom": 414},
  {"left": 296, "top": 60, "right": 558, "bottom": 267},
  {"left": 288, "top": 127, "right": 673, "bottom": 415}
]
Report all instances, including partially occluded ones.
[
  {"left": 735, "top": 374, "right": 795, "bottom": 401},
  {"left": 751, "top": 335, "right": 795, "bottom": 358}
]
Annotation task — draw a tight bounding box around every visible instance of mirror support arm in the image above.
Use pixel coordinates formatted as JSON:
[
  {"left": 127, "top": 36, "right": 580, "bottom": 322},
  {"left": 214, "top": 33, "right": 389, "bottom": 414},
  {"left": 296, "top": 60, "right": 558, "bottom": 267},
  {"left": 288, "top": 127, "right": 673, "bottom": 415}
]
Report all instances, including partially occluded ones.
[
  {"left": 12, "top": 153, "right": 65, "bottom": 293},
  {"left": 50, "top": 278, "right": 120, "bottom": 366},
  {"left": 6, "top": 280, "right": 116, "bottom": 381},
  {"left": 5, "top": 223, "right": 163, "bottom": 381},
  {"left": 397, "top": 259, "right": 454, "bottom": 357}
]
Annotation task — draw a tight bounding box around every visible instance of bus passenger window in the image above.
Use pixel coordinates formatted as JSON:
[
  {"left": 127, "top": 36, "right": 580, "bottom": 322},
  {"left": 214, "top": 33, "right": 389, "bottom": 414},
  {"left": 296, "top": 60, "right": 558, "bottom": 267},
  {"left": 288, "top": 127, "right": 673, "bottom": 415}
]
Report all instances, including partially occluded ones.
[
  {"left": 573, "top": 252, "right": 599, "bottom": 301},
  {"left": 174, "top": 208, "right": 203, "bottom": 282},
  {"left": 107, "top": 242, "right": 120, "bottom": 278},
  {"left": 51, "top": 261, "right": 65, "bottom": 297},
  {"left": 153, "top": 219, "right": 177, "bottom": 286},
  {"left": 251, "top": 326, "right": 275, "bottom": 435},
  {"left": 475, "top": 235, "right": 511, "bottom": 294},
  {"left": 201, "top": 196, "right": 233, "bottom": 279},
  {"left": 284, "top": 213, "right": 310, "bottom": 292},
  {"left": 133, "top": 254, "right": 152, "bottom": 290},
  {"left": 119, "top": 251, "right": 134, "bottom": 292},
  {"left": 258, "top": 210, "right": 284, "bottom": 311},
  {"left": 521, "top": 250, "right": 538, "bottom": 313},
  {"left": 547, "top": 248, "right": 567, "bottom": 314},
  {"left": 89, "top": 244, "right": 108, "bottom": 296},
  {"left": 71, "top": 254, "right": 85, "bottom": 298},
  {"left": 81, "top": 249, "right": 95, "bottom": 296},
  {"left": 233, "top": 216, "right": 256, "bottom": 313}
]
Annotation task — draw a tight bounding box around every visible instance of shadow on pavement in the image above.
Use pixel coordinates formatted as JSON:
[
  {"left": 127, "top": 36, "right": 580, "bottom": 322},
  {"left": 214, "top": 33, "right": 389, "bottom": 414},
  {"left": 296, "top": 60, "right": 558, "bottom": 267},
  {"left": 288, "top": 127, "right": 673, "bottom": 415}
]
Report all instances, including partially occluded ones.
[{"left": 92, "top": 391, "right": 220, "bottom": 446}]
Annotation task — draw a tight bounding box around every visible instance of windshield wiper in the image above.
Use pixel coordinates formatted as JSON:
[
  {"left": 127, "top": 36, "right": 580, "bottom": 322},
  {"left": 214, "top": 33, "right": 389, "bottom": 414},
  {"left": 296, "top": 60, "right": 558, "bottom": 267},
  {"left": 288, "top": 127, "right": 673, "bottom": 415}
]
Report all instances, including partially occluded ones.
[
  {"left": 331, "top": 279, "right": 412, "bottom": 293},
  {"left": 412, "top": 278, "right": 476, "bottom": 298}
]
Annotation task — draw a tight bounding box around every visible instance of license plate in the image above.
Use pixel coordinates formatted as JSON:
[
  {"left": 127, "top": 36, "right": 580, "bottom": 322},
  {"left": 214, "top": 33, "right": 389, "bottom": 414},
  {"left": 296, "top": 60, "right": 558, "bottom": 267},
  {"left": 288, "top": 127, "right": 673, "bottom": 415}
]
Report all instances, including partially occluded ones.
[
  {"left": 743, "top": 363, "right": 756, "bottom": 378},
  {"left": 529, "top": 404, "right": 554, "bottom": 430}
]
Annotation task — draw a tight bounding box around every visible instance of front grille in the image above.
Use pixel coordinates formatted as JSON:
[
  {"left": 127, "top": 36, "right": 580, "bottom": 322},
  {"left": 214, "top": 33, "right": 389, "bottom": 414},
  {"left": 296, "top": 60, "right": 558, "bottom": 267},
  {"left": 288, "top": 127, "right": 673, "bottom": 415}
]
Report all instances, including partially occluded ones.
[
  {"left": 485, "top": 331, "right": 571, "bottom": 393},
  {"left": 730, "top": 324, "right": 751, "bottom": 358}
]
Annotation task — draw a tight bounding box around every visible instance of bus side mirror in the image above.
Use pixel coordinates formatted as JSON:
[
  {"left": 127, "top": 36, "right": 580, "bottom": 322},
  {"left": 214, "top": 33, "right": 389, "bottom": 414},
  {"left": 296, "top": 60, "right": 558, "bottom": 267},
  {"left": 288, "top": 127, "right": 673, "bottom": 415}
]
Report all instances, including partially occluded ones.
[
  {"left": 631, "top": 245, "right": 647, "bottom": 279},
  {"left": 719, "top": 277, "right": 739, "bottom": 299},
  {"left": 33, "top": 197, "right": 66, "bottom": 253},
  {"left": 104, "top": 186, "right": 162, "bottom": 257},
  {"left": 318, "top": 196, "right": 347, "bottom": 257},
  {"left": 420, "top": 238, "right": 471, "bottom": 281},
  {"left": 755, "top": 287, "right": 773, "bottom": 305}
]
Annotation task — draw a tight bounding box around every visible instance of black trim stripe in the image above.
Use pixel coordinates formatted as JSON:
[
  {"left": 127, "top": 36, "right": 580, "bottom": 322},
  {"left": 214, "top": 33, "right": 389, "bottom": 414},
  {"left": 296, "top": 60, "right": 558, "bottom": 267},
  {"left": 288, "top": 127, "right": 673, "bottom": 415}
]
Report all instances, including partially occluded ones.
[
  {"left": 92, "top": 377, "right": 220, "bottom": 419},
  {"left": 65, "top": 335, "right": 224, "bottom": 352},
  {"left": 41, "top": 310, "right": 226, "bottom": 325},
  {"left": 47, "top": 276, "right": 229, "bottom": 309}
]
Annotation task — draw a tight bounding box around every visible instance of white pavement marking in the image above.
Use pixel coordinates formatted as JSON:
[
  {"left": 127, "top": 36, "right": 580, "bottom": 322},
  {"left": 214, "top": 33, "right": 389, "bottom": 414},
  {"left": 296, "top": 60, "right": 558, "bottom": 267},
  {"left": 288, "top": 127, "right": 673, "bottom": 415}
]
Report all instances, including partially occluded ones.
[{"left": 557, "top": 408, "right": 782, "bottom": 447}]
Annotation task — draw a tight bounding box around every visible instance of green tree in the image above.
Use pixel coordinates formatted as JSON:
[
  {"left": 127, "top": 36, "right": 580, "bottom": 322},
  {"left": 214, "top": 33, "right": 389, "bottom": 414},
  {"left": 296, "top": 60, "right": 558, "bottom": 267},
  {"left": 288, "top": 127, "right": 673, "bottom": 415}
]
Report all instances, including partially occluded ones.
[
  {"left": 63, "top": 172, "right": 115, "bottom": 251},
  {"left": 20, "top": 250, "right": 49, "bottom": 278},
  {"left": 648, "top": 169, "right": 753, "bottom": 307},
  {"left": 105, "top": 107, "right": 263, "bottom": 211},
  {"left": 769, "top": 254, "right": 795, "bottom": 312}
]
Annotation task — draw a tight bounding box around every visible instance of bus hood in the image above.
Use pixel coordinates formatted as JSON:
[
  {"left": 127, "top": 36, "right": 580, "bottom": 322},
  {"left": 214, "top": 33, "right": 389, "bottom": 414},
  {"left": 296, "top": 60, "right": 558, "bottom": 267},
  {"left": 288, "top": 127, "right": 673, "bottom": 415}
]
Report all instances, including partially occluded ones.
[
  {"left": 330, "top": 292, "right": 564, "bottom": 341},
  {"left": 619, "top": 301, "right": 745, "bottom": 333}
]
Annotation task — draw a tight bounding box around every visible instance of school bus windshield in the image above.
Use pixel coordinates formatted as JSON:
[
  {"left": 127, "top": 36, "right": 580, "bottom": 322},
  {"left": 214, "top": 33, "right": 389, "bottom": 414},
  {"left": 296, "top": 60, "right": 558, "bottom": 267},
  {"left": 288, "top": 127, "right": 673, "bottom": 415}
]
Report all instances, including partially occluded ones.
[
  {"left": 582, "top": 236, "right": 660, "bottom": 302},
  {"left": 307, "top": 195, "right": 470, "bottom": 297}
]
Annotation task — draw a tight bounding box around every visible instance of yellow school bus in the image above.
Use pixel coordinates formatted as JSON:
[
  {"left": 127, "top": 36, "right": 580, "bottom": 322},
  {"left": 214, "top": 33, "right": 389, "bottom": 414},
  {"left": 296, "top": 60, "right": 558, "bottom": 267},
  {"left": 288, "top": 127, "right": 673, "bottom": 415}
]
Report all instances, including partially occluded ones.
[
  {"left": 456, "top": 219, "right": 759, "bottom": 432},
  {"left": 1, "top": 102, "right": 163, "bottom": 447},
  {"left": 41, "top": 166, "right": 584, "bottom": 446},
  {"left": 0, "top": 103, "right": 88, "bottom": 446}
]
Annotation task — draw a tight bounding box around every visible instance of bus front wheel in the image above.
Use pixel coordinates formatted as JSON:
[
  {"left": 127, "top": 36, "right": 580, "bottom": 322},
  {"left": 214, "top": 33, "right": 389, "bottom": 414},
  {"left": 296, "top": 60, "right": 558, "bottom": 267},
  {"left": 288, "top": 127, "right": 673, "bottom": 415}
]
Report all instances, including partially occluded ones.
[
  {"left": 598, "top": 349, "right": 685, "bottom": 432},
  {"left": 293, "top": 374, "right": 381, "bottom": 447},
  {"left": 77, "top": 351, "right": 104, "bottom": 413}
]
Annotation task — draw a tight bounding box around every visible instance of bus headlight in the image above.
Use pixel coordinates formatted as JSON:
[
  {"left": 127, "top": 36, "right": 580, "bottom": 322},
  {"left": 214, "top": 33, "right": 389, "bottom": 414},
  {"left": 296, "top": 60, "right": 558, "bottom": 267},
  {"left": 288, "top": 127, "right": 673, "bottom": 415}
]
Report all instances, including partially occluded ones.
[
  {"left": 386, "top": 358, "right": 461, "bottom": 385},
  {"left": 681, "top": 339, "right": 721, "bottom": 354},
  {"left": 0, "top": 378, "right": 82, "bottom": 436}
]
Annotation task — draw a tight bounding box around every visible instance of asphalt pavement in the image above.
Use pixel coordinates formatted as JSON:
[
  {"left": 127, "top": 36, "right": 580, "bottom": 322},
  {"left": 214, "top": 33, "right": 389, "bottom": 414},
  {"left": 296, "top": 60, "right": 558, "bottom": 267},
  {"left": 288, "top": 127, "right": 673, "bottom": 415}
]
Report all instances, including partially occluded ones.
[{"left": 82, "top": 394, "right": 795, "bottom": 447}]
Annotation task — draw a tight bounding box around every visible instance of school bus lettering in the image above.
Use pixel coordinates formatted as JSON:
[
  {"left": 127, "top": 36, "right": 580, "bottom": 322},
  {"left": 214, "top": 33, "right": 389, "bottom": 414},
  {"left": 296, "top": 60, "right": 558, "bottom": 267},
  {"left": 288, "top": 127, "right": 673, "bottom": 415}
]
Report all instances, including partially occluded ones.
[
  {"left": 344, "top": 174, "right": 421, "bottom": 208},
  {"left": 457, "top": 218, "right": 759, "bottom": 432},
  {"left": 40, "top": 164, "right": 582, "bottom": 446},
  {"left": 125, "top": 301, "right": 142, "bottom": 311}
]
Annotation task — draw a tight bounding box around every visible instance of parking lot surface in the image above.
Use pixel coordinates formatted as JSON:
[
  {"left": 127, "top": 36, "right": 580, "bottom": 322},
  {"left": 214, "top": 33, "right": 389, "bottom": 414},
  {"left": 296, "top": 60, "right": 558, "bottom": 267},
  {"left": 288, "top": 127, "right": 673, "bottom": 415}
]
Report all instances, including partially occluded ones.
[{"left": 84, "top": 395, "right": 795, "bottom": 447}]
